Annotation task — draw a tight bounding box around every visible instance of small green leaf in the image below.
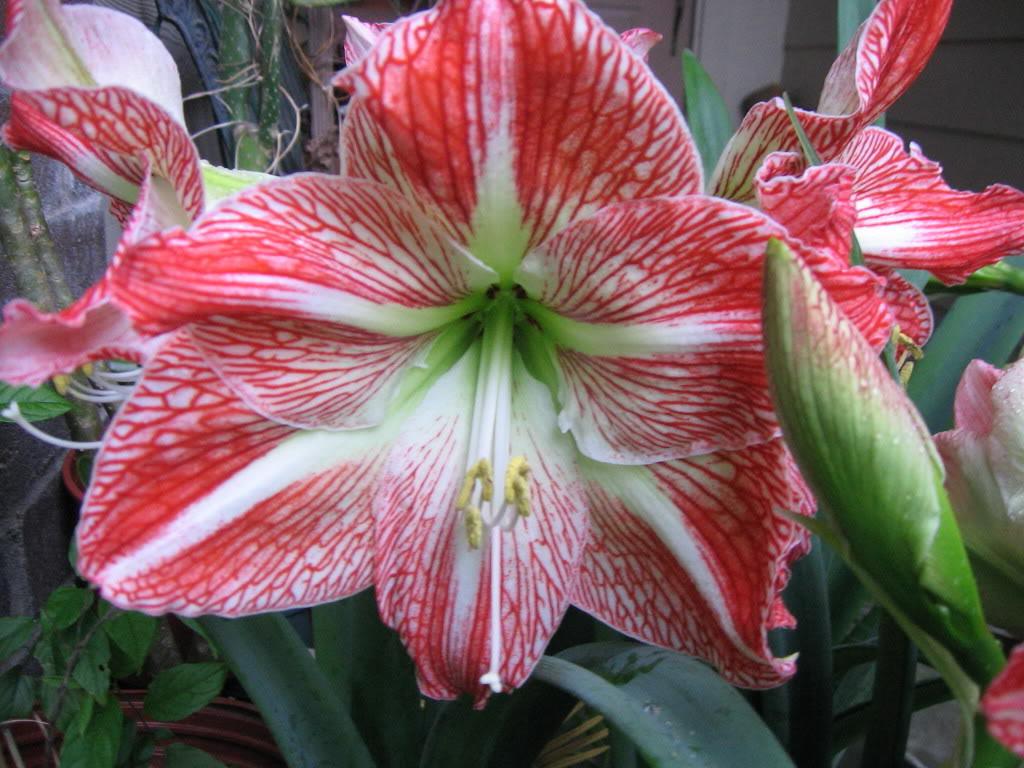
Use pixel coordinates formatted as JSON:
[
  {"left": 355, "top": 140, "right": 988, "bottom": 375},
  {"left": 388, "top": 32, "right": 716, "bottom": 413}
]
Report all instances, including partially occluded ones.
[
  {"left": 682, "top": 50, "right": 733, "bottom": 181},
  {"left": 0, "top": 616, "right": 36, "bottom": 659},
  {"left": 71, "top": 627, "right": 111, "bottom": 701},
  {"left": 103, "top": 611, "right": 157, "bottom": 676},
  {"left": 535, "top": 643, "right": 794, "bottom": 768},
  {"left": 164, "top": 743, "right": 229, "bottom": 768},
  {"left": 60, "top": 696, "right": 123, "bottom": 768},
  {"left": 42, "top": 587, "right": 94, "bottom": 631},
  {"left": 0, "top": 381, "right": 72, "bottom": 422},
  {"left": 144, "top": 662, "right": 227, "bottom": 721},
  {"left": 0, "top": 668, "right": 36, "bottom": 720}
]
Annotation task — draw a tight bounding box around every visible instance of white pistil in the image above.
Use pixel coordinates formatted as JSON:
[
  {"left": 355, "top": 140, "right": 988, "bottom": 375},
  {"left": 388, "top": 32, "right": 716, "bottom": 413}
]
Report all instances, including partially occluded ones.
[{"left": 2, "top": 403, "right": 103, "bottom": 450}]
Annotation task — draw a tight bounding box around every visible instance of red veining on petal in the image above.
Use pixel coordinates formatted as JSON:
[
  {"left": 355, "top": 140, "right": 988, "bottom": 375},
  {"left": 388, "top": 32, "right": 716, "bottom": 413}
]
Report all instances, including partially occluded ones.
[
  {"left": 190, "top": 315, "right": 434, "bottom": 430},
  {"left": 840, "top": 128, "right": 1024, "bottom": 283},
  {"left": 111, "top": 175, "right": 482, "bottom": 334},
  {"left": 340, "top": 0, "right": 700, "bottom": 246},
  {"left": 573, "top": 439, "right": 812, "bottom": 688},
  {"left": 5, "top": 87, "right": 202, "bottom": 219},
  {"left": 78, "top": 333, "right": 380, "bottom": 615}
]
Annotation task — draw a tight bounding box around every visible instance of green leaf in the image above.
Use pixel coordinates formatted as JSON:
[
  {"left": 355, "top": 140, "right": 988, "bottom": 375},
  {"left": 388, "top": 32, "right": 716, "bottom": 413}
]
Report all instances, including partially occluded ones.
[
  {"left": 682, "top": 50, "right": 733, "bottom": 181},
  {"left": 314, "top": 591, "right": 431, "bottom": 767},
  {"left": 42, "top": 587, "right": 94, "bottom": 631},
  {"left": 144, "top": 662, "right": 227, "bottom": 721},
  {"left": 164, "top": 743, "right": 228, "bottom": 768},
  {"left": 103, "top": 611, "right": 157, "bottom": 676},
  {"left": 199, "top": 614, "right": 375, "bottom": 768},
  {"left": 60, "top": 696, "right": 123, "bottom": 768},
  {"left": 71, "top": 627, "right": 111, "bottom": 702},
  {"left": 837, "top": 0, "right": 875, "bottom": 53},
  {"left": 0, "top": 667, "right": 36, "bottom": 720},
  {"left": 0, "top": 381, "right": 72, "bottom": 422},
  {"left": 535, "top": 643, "right": 794, "bottom": 768},
  {"left": 0, "top": 616, "right": 36, "bottom": 659}
]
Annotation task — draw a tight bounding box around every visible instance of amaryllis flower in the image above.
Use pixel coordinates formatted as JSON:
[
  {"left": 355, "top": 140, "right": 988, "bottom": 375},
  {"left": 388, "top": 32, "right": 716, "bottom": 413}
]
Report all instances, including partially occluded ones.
[
  {"left": 719, "top": 0, "right": 1024, "bottom": 348},
  {"left": 935, "top": 359, "right": 1024, "bottom": 636},
  {"left": 982, "top": 644, "right": 1024, "bottom": 759},
  {"left": 1, "top": 0, "right": 891, "bottom": 702}
]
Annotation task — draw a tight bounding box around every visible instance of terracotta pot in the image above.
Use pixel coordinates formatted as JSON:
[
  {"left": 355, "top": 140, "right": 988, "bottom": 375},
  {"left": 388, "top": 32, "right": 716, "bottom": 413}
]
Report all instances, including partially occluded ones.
[{"left": 1, "top": 693, "right": 285, "bottom": 767}]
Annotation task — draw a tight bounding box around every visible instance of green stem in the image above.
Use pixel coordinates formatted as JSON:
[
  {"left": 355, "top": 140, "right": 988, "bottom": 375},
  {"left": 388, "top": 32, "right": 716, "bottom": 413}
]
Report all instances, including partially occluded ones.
[
  {"left": 0, "top": 145, "right": 58, "bottom": 310},
  {"left": 11, "top": 151, "right": 74, "bottom": 308},
  {"left": 256, "top": 0, "right": 282, "bottom": 165},
  {"left": 785, "top": 539, "right": 833, "bottom": 768},
  {"left": 860, "top": 614, "right": 918, "bottom": 768},
  {"left": 219, "top": 0, "right": 262, "bottom": 170},
  {"left": 200, "top": 614, "right": 376, "bottom": 768},
  {"left": 925, "top": 261, "right": 1024, "bottom": 298},
  {"left": 971, "top": 716, "right": 1021, "bottom": 768}
]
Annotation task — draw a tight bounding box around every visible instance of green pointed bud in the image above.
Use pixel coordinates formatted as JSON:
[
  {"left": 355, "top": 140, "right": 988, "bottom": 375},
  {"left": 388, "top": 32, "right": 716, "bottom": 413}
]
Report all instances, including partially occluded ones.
[
  {"left": 762, "top": 238, "right": 1004, "bottom": 689},
  {"left": 936, "top": 359, "right": 1024, "bottom": 637}
]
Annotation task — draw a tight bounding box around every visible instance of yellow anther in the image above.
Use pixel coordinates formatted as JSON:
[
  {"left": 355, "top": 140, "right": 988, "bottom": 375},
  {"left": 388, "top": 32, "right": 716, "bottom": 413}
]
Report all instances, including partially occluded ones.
[
  {"left": 52, "top": 374, "right": 70, "bottom": 396},
  {"left": 465, "top": 505, "right": 483, "bottom": 549},
  {"left": 504, "top": 457, "right": 531, "bottom": 518},
  {"left": 456, "top": 458, "right": 493, "bottom": 510}
]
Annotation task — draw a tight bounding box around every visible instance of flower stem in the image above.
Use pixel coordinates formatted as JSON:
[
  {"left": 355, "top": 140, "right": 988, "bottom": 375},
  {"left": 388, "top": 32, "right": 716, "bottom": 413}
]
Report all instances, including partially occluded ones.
[
  {"left": 859, "top": 613, "right": 917, "bottom": 768},
  {"left": 925, "top": 261, "right": 1024, "bottom": 297}
]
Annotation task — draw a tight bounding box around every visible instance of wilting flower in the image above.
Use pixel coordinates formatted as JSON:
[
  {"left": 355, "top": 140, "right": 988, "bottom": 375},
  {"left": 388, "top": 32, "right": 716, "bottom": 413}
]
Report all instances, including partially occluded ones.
[
  {"left": 982, "top": 644, "right": 1024, "bottom": 759},
  {"left": 721, "top": 0, "right": 1024, "bottom": 348},
  {"left": 935, "top": 359, "right": 1024, "bottom": 636}
]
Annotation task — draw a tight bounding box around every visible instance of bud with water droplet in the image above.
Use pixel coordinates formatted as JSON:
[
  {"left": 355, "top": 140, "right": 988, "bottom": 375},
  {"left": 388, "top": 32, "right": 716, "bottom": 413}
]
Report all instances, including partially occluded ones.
[
  {"left": 761, "top": 238, "right": 1004, "bottom": 690},
  {"left": 936, "top": 359, "right": 1024, "bottom": 637}
]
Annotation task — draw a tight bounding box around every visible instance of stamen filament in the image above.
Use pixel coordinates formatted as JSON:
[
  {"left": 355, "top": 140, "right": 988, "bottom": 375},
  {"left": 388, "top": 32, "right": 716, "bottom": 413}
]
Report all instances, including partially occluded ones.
[{"left": 2, "top": 403, "right": 104, "bottom": 450}]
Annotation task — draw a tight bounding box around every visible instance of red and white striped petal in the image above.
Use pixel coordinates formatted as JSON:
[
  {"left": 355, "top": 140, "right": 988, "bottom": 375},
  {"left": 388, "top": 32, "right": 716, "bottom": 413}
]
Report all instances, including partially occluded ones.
[
  {"left": 375, "top": 349, "right": 587, "bottom": 703},
  {"left": 756, "top": 154, "right": 857, "bottom": 267},
  {"left": 711, "top": 0, "right": 951, "bottom": 201},
  {"left": 110, "top": 174, "right": 493, "bottom": 337},
  {"left": 981, "top": 644, "right": 1024, "bottom": 759},
  {"left": 341, "top": 16, "right": 389, "bottom": 66},
  {"left": 188, "top": 316, "right": 435, "bottom": 430},
  {"left": 572, "top": 439, "right": 813, "bottom": 688},
  {"left": 839, "top": 128, "right": 1024, "bottom": 284},
  {"left": 517, "top": 195, "right": 887, "bottom": 461},
  {"left": 877, "top": 268, "right": 933, "bottom": 347},
  {"left": 754, "top": 155, "right": 894, "bottom": 348},
  {"left": 337, "top": 0, "right": 701, "bottom": 269},
  {"left": 5, "top": 87, "right": 202, "bottom": 224},
  {"left": 78, "top": 332, "right": 391, "bottom": 616},
  {"left": 0, "top": 0, "right": 185, "bottom": 122},
  {"left": 619, "top": 28, "right": 661, "bottom": 61}
]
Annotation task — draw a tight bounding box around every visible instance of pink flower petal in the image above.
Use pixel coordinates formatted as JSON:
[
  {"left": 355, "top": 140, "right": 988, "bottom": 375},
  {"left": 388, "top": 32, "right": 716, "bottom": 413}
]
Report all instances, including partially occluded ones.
[
  {"left": 951, "top": 360, "right": 1003, "bottom": 438},
  {"left": 341, "top": 16, "right": 389, "bottom": 66},
  {"left": 518, "top": 195, "right": 887, "bottom": 461},
  {"left": 619, "top": 28, "right": 661, "bottom": 61},
  {"left": 573, "top": 439, "right": 812, "bottom": 688},
  {"left": 0, "top": 0, "right": 185, "bottom": 122},
  {"left": 78, "top": 332, "right": 384, "bottom": 615},
  {"left": 375, "top": 350, "right": 587, "bottom": 703},
  {"left": 110, "top": 174, "right": 492, "bottom": 336},
  {"left": 711, "top": 0, "right": 952, "bottom": 201},
  {"left": 840, "top": 128, "right": 1024, "bottom": 284},
  {"left": 981, "top": 644, "right": 1024, "bottom": 759},
  {"left": 337, "top": 0, "right": 701, "bottom": 260}
]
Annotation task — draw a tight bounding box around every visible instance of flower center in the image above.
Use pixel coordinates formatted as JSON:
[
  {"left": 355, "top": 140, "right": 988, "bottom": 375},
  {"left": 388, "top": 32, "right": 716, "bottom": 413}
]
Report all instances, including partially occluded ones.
[{"left": 457, "top": 290, "right": 533, "bottom": 693}]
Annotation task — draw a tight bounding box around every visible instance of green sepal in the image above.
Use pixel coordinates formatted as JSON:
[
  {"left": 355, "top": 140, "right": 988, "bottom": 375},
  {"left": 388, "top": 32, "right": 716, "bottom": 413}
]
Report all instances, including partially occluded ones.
[{"left": 762, "top": 239, "right": 1005, "bottom": 760}]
